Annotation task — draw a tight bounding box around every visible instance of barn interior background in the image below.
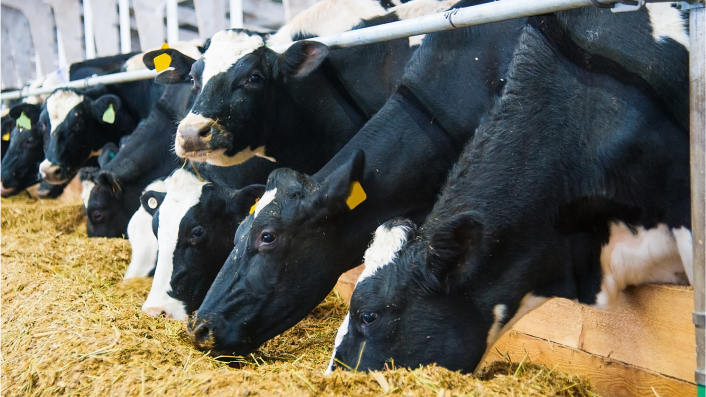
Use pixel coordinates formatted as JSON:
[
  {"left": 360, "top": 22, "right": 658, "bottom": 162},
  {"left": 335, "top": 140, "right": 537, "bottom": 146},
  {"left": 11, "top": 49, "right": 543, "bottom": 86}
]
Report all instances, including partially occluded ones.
[{"left": 0, "top": 0, "right": 319, "bottom": 90}]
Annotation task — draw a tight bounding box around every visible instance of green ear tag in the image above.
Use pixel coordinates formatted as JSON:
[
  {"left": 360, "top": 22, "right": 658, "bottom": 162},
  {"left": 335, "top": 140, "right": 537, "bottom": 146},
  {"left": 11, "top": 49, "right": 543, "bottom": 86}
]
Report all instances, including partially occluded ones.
[
  {"left": 103, "top": 104, "right": 115, "bottom": 124},
  {"left": 16, "top": 112, "right": 32, "bottom": 130}
]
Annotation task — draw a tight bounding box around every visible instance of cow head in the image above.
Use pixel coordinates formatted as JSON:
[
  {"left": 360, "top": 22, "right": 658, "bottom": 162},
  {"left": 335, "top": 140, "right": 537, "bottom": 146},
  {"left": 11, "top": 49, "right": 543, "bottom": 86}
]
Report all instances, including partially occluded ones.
[
  {"left": 124, "top": 178, "right": 167, "bottom": 280},
  {"left": 329, "top": 212, "right": 494, "bottom": 374},
  {"left": 186, "top": 150, "right": 364, "bottom": 356},
  {"left": 80, "top": 169, "right": 131, "bottom": 238},
  {"left": 40, "top": 86, "right": 129, "bottom": 185},
  {"left": 143, "top": 30, "right": 329, "bottom": 167},
  {"left": 142, "top": 169, "right": 264, "bottom": 320},
  {"left": 1, "top": 103, "right": 44, "bottom": 196}
]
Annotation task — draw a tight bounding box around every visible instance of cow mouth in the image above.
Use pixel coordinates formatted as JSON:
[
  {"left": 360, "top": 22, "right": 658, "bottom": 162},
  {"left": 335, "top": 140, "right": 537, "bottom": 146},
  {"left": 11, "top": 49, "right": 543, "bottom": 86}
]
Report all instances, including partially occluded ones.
[
  {"left": 0, "top": 183, "right": 16, "bottom": 197},
  {"left": 180, "top": 148, "right": 227, "bottom": 162}
]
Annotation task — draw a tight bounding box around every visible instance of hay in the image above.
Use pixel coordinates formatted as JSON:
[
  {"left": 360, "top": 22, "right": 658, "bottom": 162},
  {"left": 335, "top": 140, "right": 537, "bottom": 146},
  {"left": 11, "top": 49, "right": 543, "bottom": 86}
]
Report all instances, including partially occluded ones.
[{"left": 1, "top": 196, "right": 599, "bottom": 396}]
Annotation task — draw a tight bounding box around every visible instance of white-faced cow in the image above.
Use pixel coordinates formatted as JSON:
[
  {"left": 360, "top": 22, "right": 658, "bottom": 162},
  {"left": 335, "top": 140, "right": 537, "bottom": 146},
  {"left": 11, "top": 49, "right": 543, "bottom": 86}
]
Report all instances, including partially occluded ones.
[
  {"left": 142, "top": 0, "right": 451, "bottom": 174},
  {"left": 329, "top": 7, "right": 691, "bottom": 373},
  {"left": 123, "top": 177, "right": 168, "bottom": 279},
  {"left": 141, "top": 158, "right": 276, "bottom": 319},
  {"left": 187, "top": 1, "right": 689, "bottom": 358},
  {"left": 186, "top": 0, "right": 527, "bottom": 357}
]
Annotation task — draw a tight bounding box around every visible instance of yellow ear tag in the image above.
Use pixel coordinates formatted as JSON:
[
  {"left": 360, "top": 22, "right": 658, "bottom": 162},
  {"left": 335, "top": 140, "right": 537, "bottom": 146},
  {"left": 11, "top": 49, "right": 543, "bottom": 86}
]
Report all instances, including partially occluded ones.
[
  {"left": 154, "top": 44, "right": 172, "bottom": 73},
  {"left": 346, "top": 181, "right": 366, "bottom": 210},
  {"left": 16, "top": 112, "right": 32, "bottom": 130},
  {"left": 102, "top": 104, "right": 115, "bottom": 124},
  {"left": 249, "top": 198, "right": 260, "bottom": 215},
  {"left": 2, "top": 132, "right": 10, "bottom": 141}
]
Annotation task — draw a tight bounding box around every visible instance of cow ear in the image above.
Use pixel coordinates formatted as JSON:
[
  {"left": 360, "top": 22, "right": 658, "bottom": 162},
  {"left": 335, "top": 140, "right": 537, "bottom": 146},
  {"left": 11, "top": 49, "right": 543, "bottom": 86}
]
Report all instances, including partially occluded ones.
[
  {"left": 141, "top": 191, "right": 167, "bottom": 216},
  {"left": 90, "top": 95, "right": 122, "bottom": 124},
  {"left": 230, "top": 184, "right": 267, "bottom": 222},
  {"left": 425, "top": 211, "right": 484, "bottom": 288},
  {"left": 97, "top": 142, "right": 119, "bottom": 168},
  {"left": 310, "top": 150, "right": 366, "bottom": 217},
  {"left": 143, "top": 49, "right": 196, "bottom": 84},
  {"left": 98, "top": 171, "right": 123, "bottom": 199},
  {"left": 9, "top": 103, "right": 41, "bottom": 123},
  {"left": 276, "top": 40, "right": 330, "bottom": 79},
  {"left": 78, "top": 166, "right": 100, "bottom": 183}
]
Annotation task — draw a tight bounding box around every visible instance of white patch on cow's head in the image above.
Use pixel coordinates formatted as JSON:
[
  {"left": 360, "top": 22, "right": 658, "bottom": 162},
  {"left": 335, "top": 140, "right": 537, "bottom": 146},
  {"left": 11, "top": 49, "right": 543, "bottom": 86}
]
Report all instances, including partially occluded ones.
[
  {"left": 1, "top": 107, "right": 9, "bottom": 118},
  {"left": 391, "top": 0, "right": 455, "bottom": 20},
  {"left": 595, "top": 222, "right": 689, "bottom": 309},
  {"left": 46, "top": 90, "right": 84, "bottom": 135},
  {"left": 646, "top": 3, "right": 689, "bottom": 49},
  {"left": 326, "top": 313, "right": 350, "bottom": 375},
  {"left": 80, "top": 179, "right": 95, "bottom": 208},
  {"left": 142, "top": 170, "right": 207, "bottom": 320},
  {"left": 253, "top": 187, "right": 277, "bottom": 218},
  {"left": 202, "top": 30, "right": 265, "bottom": 89},
  {"left": 124, "top": 178, "right": 167, "bottom": 280},
  {"left": 672, "top": 227, "right": 693, "bottom": 285},
  {"left": 267, "top": 0, "right": 386, "bottom": 48},
  {"left": 357, "top": 222, "right": 413, "bottom": 284}
]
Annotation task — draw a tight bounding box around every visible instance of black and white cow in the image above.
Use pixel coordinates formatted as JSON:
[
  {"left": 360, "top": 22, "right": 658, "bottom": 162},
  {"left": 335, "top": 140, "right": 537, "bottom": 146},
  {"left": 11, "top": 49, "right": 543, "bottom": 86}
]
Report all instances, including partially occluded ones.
[
  {"left": 142, "top": 0, "right": 450, "bottom": 173},
  {"left": 140, "top": 156, "right": 278, "bottom": 319},
  {"left": 38, "top": 85, "right": 139, "bottom": 185},
  {"left": 1, "top": 108, "right": 14, "bottom": 159},
  {"left": 80, "top": 81, "right": 195, "bottom": 238},
  {"left": 0, "top": 103, "right": 44, "bottom": 196},
  {"left": 329, "top": 10, "right": 691, "bottom": 374},
  {"left": 186, "top": 0, "right": 526, "bottom": 356}
]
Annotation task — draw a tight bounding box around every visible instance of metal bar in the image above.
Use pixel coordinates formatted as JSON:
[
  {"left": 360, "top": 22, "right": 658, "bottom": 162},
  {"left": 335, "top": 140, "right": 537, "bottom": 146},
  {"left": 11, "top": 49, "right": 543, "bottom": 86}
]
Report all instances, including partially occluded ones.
[
  {"left": 0, "top": 69, "right": 157, "bottom": 101},
  {"left": 690, "top": 2, "right": 706, "bottom": 390},
  {"left": 119, "top": 0, "right": 132, "bottom": 54},
  {"left": 84, "top": 0, "right": 97, "bottom": 59},
  {"left": 167, "top": 0, "right": 180, "bottom": 44},
  {"left": 231, "top": 0, "right": 244, "bottom": 28}
]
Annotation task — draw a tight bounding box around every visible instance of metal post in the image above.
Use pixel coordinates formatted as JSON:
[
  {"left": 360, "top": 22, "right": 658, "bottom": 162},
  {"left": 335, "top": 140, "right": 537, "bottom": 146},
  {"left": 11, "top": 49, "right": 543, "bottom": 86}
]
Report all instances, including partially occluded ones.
[
  {"left": 691, "top": 2, "right": 706, "bottom": 395},
  {"left": 166, "top": 0, "right": 179, "bottom": 44},
  {"left": 230, "top": 0, "right": 243, "bottom": 28},
  {"left": 119, "top": 0, "right": 131, "bottom": 53}
]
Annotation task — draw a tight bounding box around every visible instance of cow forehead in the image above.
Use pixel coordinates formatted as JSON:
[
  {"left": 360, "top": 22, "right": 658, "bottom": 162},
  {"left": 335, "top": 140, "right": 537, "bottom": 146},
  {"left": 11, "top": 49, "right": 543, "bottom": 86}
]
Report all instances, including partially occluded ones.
[
  {"left": 253, "top": 188, "right": 277, "bottom": 218},
  {"left": 202, "top": 30, "right": 265, "bottom": 89},
  {"left": 358, "top": 223, "right": 412, "bottom": 284},
  {"left": 46, "top": 90, "right": 84, "bottom": 134}
]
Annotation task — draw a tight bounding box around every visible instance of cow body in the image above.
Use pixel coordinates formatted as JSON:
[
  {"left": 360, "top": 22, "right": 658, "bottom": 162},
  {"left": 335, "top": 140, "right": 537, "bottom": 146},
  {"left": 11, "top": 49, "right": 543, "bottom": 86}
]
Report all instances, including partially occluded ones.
[
  {"left": 187, "top": 0, "right": 526, "bottom": 357},
  {"left": 80, "top": 82, "right": 195, "bottom": 237},
  {"left": 330, "top": 14, "right": 690, "bottom": 374},
  {"left": 141, "top": 157, "right": 277, "bottom": 320}
]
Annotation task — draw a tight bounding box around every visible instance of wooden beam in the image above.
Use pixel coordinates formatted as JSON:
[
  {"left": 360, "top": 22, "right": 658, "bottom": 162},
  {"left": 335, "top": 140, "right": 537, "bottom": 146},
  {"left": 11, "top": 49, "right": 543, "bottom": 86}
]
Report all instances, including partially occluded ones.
[
  {"left": 47, "top": 0, "right": 84, "bottom": 63},
  {"left": 489, "top": 331, "right": 696, "bottom": 397},
  {"left": 90, "top": 0, "right": 120, "bottom": 57},
  {"left": 3, "top": 0, "right": 57, "bottom": 75}
]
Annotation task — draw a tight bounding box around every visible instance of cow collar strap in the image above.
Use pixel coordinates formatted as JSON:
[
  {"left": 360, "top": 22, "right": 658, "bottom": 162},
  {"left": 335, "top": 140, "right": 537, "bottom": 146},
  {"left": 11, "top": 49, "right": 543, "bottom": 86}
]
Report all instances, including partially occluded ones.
[
  {"left": 319, "top": 60, "right": 369, "bottom": 129},
  {"left": 392, "top": 85, "right": 458, "bottom": 163}
]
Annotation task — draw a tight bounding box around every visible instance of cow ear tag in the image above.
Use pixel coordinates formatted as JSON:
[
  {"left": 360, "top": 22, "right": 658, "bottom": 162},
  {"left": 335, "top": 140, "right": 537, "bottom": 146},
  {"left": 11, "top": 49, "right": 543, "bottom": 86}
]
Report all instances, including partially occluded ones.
[
  {"left": 154, "top": 43, "right": 172, "bottom": 73},
  {"left": 102, "top": 104, "right": 115, "bottom": 124},
  {"left": 148, "top": 197, "right": 159, "bottom": 209},
  {"left": 249, "top": 198, "right": 260, "bottom": 215},
  {"left": 346, "top": 181, "right": 366, "bottom": 210},
  {"left": 2, "top": 132, "right": 10, "bottom": 141},
  {"left": 17, "top": 112, "right": 32, "bottom": 130}
]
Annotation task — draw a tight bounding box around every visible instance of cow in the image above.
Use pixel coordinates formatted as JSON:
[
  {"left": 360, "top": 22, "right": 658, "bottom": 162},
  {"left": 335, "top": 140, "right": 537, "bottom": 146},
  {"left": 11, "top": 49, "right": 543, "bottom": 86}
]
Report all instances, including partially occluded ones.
[
  {"left": 79, "top": 80, "right": 195, "bottom": 238},
  {"left": 37, "top": 85, "right": 139, "bottom": 185},
  {"left": 1, "top": 108, "right": 14, "bottom": 159},
  {"left": 141, "top": 0, "right": 451, "bottom": 173},
  {"left": 328, "top": 9, "right": 691, "bottom": 374},
  {"left": 186, "top": 1, "right": 690, "bottom": 358},
  {"left": 140, "top": 156, "right": 278, "bottom": 319},
  {"left": 0, "top": 103, "right": 44, "bottom": 197},
  {"left": 123, "top": 177, "right": 169, "bottom": 279},
  {"left": 185, "top": 0, "right": 527, "bottom": 357}
]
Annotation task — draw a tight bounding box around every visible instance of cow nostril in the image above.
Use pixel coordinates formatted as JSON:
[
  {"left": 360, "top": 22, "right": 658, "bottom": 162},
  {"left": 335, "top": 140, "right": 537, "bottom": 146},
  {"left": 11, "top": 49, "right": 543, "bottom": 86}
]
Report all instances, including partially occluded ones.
[
  {"left": 197, "top": 125, "right": 210, "bottom": 138},
  {"left": 193, "top": 322, "right": 212, "bottom": 347},
  {"left": 51, "top": 168, "right": 61, "bottom": 176}
]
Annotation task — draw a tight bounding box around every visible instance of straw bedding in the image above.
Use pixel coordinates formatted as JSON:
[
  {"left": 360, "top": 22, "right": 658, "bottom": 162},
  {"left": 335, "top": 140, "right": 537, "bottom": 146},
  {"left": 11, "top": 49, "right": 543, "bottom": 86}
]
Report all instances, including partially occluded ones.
[{"left": 1, "top": 195, "right": 598, "bottom": 396}]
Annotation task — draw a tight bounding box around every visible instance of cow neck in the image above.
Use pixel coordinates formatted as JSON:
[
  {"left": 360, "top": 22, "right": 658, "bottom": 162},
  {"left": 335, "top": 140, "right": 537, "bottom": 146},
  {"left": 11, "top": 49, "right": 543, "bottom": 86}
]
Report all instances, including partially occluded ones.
[
  {"left": 392, "top": 85, "right": 458, "bottom": 164},
  {"left": 319, "top": 59, "right": 368, "bottom": 128}
]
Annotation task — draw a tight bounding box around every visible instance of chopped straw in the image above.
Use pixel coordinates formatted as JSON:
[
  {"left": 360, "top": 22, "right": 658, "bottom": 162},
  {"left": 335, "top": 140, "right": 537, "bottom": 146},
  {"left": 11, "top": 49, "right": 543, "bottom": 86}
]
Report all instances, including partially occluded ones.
[{"left": 1, "top": 195, "right": 599, "bottom": 396}]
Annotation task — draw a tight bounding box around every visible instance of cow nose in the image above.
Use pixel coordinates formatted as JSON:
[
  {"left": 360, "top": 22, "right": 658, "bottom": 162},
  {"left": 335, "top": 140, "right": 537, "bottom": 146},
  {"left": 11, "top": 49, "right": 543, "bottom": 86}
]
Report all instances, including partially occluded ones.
[
  {"left": 39, "top": 160, "right": 62, "bottom": 182},
  {"left": 191, "top": 322, "right": 213, "bottom": 349},
  {"left": 188, "top": 314, "right": 224, "bottom": 351},
  {"left": 144, "top": 307, "right": 168, "bottom": 318}
]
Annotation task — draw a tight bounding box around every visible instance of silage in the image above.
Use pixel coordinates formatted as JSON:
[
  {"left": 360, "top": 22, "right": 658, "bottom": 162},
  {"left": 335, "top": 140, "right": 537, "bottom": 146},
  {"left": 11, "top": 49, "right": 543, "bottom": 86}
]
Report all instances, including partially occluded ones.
[{"left": 1, "top": 195, "right": 598, "bottom": 396}]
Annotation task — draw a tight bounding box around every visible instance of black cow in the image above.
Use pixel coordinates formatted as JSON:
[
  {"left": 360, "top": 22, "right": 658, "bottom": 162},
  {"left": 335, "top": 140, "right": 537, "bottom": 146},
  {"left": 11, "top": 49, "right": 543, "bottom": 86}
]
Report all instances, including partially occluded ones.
[
  {"left": 187, "top": 0, "right": 526, "bottom": 356},
  {"left": 38, "top": 85, "right": 139, "bottom": 185},
  {"left": 1, "top": 109, "right": 14, "bottom": 159},
  {"left": 80, "top": 81, "right": 195, "bottom": 238},
  {"left": 141, "top": 1, "right": 443, "bottom": 174},
  {"left": 0, "top": 103, "right": 44, "bottom": 196},
  {"left": 330, "top": 12, "right": 691, "bottom": 374},
  {"left": 141, "top": 156, "right": 278, "bottom": 320}
]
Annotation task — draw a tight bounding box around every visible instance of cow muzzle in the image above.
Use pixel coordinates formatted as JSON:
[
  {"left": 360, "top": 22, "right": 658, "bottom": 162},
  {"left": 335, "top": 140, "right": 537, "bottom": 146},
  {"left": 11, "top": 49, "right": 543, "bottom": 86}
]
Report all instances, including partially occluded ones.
[
  {"left": 0, "top": 181, "right": 16, "bottom": 197},
  {"left": 39, "top": 159, "right": 68, "bottom": 184},
  {"left": 175, "top": 114, "right": 222, "bottom": 161}
]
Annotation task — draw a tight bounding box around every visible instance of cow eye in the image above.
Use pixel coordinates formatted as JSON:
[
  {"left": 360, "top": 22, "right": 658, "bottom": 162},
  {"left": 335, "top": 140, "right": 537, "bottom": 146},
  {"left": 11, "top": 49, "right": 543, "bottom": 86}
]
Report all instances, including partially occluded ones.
[
  {"left": 360, "top": 312, "right": 378, "bottom": 324},
  {"left": 248, "top": 73, "right": 262, "bottom": 84},
  {"left": 259, "top": 231, "right": 276, "bottom": 245},
  {"left": 191, "top": 226, "right": 205, "bottom": 239},
  {"left": 37, "top": 122, "right": 46, "bottom": 132},
  {"left": 92, "top": 210, "right": 104, "bottom": 223}
]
